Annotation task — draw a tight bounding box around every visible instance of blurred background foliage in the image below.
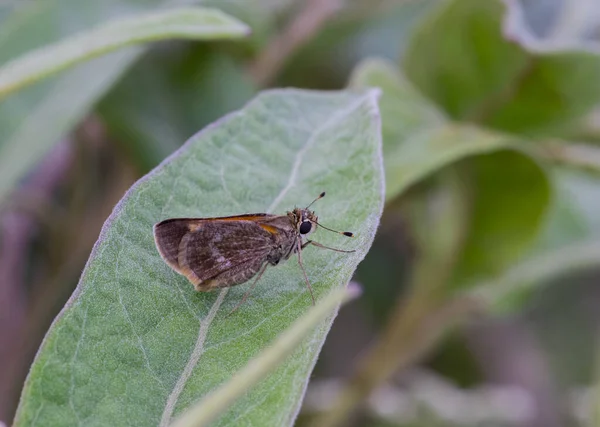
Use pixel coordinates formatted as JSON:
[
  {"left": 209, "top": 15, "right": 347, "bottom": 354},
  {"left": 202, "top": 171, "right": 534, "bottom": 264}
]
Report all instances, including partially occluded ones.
[{"left": 1, "top": 0, "right": 600, "bottom": 426}]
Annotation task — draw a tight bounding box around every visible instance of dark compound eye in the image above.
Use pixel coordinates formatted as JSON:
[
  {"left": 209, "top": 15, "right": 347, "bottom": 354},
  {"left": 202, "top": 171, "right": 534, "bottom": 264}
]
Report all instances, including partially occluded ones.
[{"left": 299, "top": 221, "right": 312, "bottom": 234}]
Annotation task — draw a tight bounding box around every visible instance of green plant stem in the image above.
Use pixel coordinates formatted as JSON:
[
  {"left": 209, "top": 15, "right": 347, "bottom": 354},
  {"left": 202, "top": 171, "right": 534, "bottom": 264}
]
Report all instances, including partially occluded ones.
[
  {"left": 472, "top": 240, "right": 600, "bottom": 306},
  {"left": 169, "top": 284, "right": 362, "bottom": 427},
  {"left": 311, "top": 261, "right": 480, "bottom": 427},
  {"left": 249, "top": 0, "right": 341, "bottom": 86}
]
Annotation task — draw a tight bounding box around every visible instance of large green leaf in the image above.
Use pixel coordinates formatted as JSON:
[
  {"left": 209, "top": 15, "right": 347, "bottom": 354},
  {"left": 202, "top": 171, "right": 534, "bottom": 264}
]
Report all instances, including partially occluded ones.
[
  {"left": 0, "top": 2, "right": 249, "bottom": 206},
  {"left": 350, "top": 58, "right": 551, "bottom": 283},
  {"left": 172, "top": 284, "right": 361, "bottom": 427},
  {"left": 15, "top": 89, "right": 384, "bottom": 426},
  {"left": 453, "top": 149, "right": 550, "bottom": 284},
  {"left": 403, "top": 0, "right": 600, "bottom": 137},
  {"left": 349, "top": 58, "right": 446, "bottom": 199},
  {"left": 473, "top": 167, "right": 600, "bottom": 312}
]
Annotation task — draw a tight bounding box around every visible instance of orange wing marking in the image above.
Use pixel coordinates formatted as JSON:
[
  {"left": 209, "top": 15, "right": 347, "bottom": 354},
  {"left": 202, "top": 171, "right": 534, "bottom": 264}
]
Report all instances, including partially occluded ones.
[
  {"left": 187, "top": 215, "right": 271, "bottom": 232},
  {"left": 216, "top": 215, "right": 269, "bottom": 222},
  {"left": 258, "top": 224, "right": 280, "bottom": 235}
]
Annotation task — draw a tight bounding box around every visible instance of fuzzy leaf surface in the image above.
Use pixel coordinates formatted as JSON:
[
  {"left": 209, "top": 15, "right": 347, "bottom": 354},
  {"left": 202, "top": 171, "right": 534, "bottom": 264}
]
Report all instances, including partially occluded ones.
[
  {"left": 15, "top": 89, "right": 384, "bottom": 426},
  {"left": 0, "top": 2, "right": 248, "bottom": 205},
  {"left": 0, "top": 7, "right": 249, "bottom": 99},
  {"left": 403, "top": 0, "right": 600, "bottom": 137}
]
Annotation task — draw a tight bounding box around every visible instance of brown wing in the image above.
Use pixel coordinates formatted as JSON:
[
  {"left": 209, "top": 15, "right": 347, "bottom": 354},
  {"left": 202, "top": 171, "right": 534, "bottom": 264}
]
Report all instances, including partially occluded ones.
[
  {"left": 153, "top": 215, "right": 276, "bottom": 268},
  {"left": 153, "top": 218, "right": 191, "bottom": 272},
  {"left": 154, "top": 218, "right": 277, "bottom": 290}
]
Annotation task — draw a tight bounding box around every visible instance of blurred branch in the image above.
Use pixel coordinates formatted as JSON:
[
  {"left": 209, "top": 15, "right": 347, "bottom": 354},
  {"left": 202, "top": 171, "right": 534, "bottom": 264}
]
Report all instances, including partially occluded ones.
[
  {"left": 471, "top": 240, "right": 600, "bottom": 306},
  {"left": 579, "top": 108, "right": 600, "bottom": 142},
  {"left": 248, "top": 0, "right": 343, "bottom": 86},
  {"left": 539, "top": 141, "right": 600, "bottom": 175}
]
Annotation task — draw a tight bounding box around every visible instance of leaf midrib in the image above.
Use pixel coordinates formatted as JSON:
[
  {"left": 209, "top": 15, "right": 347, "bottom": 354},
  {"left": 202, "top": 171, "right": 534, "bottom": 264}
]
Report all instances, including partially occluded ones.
[{"left": 160, "top": 289, "right": 228, "bottom": 426}]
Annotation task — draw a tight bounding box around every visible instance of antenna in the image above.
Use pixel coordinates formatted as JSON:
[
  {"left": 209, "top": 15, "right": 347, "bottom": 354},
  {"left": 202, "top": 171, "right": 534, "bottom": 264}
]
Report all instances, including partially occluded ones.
[
  {"left": 306, "top": 192, "right": 354, "bottom": 237},
  {"left": 315, "top": 220, "right": 354, "bottom": 237},
  {"left": 306, "top": 191, "right": 326, "bottom": 209}
]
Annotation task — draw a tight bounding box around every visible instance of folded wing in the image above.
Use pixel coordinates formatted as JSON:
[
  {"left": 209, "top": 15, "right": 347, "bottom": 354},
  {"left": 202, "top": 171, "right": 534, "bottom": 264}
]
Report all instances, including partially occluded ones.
[{"left": 154, "top": 218, "right": 275, "bottom": 290}]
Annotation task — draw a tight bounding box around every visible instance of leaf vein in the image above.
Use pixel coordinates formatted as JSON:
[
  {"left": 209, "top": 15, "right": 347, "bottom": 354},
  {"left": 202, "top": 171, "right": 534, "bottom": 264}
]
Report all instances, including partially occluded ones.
[
  {"left": 266, "top": 96, "right": 369, "bottom": 213},
  {"left": 68, "top": 305, "right": 88, "bottom": 426},
  {"left": 204, "top": 290, "right": 305, "bottom": 354},
  {"left": 159, "top": 288, "right": 229, "bottom": 426},
  {"left": 117, "top": 288, "right": 165, "bottom": 388},
  {"left": 226, "top": 359, "right": 295, "bottom": 425}
]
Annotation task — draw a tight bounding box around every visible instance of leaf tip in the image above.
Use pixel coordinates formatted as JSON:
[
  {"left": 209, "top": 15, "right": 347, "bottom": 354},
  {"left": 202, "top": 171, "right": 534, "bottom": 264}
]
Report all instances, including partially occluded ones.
[
  {"left": 237, "top": 23, "right": 252, "bottom": 37},
  {"left": 347, "top": 281, "right": 363, "bottom": 299},
  {"left": 367, "top": 87, "right": 382, "bottom": 102}
]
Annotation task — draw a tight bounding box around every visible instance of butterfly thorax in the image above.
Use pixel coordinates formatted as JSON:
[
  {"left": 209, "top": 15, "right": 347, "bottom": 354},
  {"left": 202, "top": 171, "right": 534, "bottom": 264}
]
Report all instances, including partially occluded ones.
[{"left": 262, "top": 208, "right": 317, "bottom": 266}]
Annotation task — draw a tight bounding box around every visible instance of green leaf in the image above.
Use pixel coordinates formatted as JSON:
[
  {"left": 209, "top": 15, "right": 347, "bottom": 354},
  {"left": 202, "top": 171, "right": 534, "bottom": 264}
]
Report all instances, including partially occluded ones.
[
  {"left": 403, "top": 0, "right": 600, "bottom": 137},
  {"left": 0, "top": 7, "right": 249, "bottom": 99},
  {"left": 171, "top": 284, "right": 361, "bottom": 427},
  {"left": 349, "top": 57, "right": 446, "bottom": 199},
  {"left": 472, "top": 167, "right": 600, "bottom": 313},
  {"left": 98, "top": 45, "right": 256, "bottom": 173},
  {"left": 401, "top": 168, "right": 471, "bottom": 268},
  {"left": 15, "top": 89, "right": 384, "bottom": 426},
  {"left": 350, "top": 58, "right": 551, "bottom": 286},
  {"left": 453, "top": 149, "right": 550, "bottom": 284},
  {"left": 198, "top": 0, "right": 296, "bottom": 51},
  {"left": 0, "top": 2, "right": 249, "bottom": 206}
]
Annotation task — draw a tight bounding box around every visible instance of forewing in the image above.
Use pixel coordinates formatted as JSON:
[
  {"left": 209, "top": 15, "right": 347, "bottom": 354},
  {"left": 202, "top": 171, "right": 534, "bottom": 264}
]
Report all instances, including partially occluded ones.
[
  {"left": 180, "top": 221, "right": 274, "bottom": 286},
  {"left": 153, "top": 218, "right": 200, "bottom": 271}
]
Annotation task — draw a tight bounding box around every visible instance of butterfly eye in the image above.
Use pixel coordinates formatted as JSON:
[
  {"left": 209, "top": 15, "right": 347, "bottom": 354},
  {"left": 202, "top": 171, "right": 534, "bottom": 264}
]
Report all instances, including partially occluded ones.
[{"left": 299, "top": 221, "right": 312, "bottom": 235}]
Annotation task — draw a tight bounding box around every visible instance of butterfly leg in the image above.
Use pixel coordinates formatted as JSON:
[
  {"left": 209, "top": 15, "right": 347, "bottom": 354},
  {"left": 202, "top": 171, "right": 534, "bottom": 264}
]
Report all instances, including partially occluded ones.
[
  {"left": 227, "top": 263, "right": 269, "bottom": 316},
  {"left": 302, "top": 240, "right": 355, "bottom": 253},
  {"left": 297, "top": 239, "right": 316, "bottom": 305}
]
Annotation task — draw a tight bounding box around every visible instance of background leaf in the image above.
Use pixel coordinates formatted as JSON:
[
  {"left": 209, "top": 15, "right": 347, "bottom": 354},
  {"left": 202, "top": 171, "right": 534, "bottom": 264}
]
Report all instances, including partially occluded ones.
[
  {"left": 0, "top": 1, "right": 249, "bottom": 206},
  {"left": 403, "top": 0, "right": 600, "bottom": 137},
  {"left": 172, "top": 284, "right": 361, "bottom": 427},
  {"left": 349, "top": 57, "right": 446, "bottom": 200},
  {"left": 98, "top": 45, "right": 256, "bottom": 173},
  {"left": 0, "top": 7, "right": 249, "bottom": 99},
  {"left": 474, "top": 167, "right": 600, "bottom": 312},
  {"left": 453, "top": 149, "right": 550, "bottom": 284},
  {"left": 14, "top": 89, "right": 384, "bottom": 426},
  {"left": 350, "top": 58, "right": 551, "bottom": 286}
]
